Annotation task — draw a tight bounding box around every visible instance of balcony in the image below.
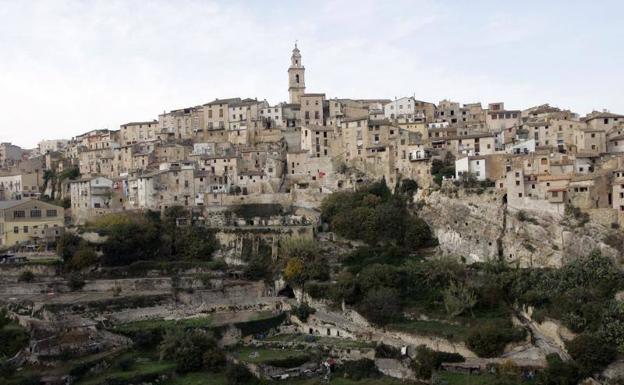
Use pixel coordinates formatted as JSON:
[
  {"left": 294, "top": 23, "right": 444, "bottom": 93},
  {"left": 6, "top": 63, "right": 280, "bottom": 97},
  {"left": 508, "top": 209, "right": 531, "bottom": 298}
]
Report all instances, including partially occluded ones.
[{"left": 408, "top": 151, "right": 430, "bottom": 161}]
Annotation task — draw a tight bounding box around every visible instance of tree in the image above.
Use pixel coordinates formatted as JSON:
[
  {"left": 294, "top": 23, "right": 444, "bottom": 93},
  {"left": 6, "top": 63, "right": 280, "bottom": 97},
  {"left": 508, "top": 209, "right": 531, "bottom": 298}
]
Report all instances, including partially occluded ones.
[
  {"left": 466, "top": 320, "right": 526, "bottom": 358},
  {"left": 225, "top": 363, "right": 259, "bottom": 385},
  {"left": 56, "top": 232, "right": 81, "bottom": 261},
  {"left": 0, "top": 308, "right": 10, "bottom": 329},
  {"left": 18, "top": 271, "right": 35, "bottom": 283},
  {"left": 159, "top": 329, "right": 219, "bottom": 374},
  {"left": 203, "top": 350, "right": 225, "bottom": 372},
  {"left": 358, "top": 287, "right": 401, "bottom": 326},
  {"left": 399, "top": 178, "right": 418, "bottom": 197},
  {"left": 358, "top": 264, "right": 404, "bottom": 294},
  {"left": 404, "top": 216, "right": 436, "bottom": 249},
  {"left": 67, "top": 272, "right": 86, "bottom": 291},
  {"left": 280, "top": 237, "right": 326, "bottom": 296},
  {"left": 66, "top": 243, "right": 97, "bottom": 270},
  {"left": 536, "top": 354, "right": 581, "bottom": 385},
  {"left": 566, "top": 333, "right": 617, "bottom": 375},
  {"left": 412, "top": 345, "right": 464, "bottom": 380},
  {"left": 443, "top": 281, "right": 477, "bottom": 318},
  {"left": 283, "top": 257, "right": 306, "bottom": 286}
]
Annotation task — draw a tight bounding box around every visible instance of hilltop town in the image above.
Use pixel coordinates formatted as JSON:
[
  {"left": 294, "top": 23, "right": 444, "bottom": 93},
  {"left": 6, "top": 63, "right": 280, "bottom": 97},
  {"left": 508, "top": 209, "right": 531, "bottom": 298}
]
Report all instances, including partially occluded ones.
[
  {"left": 1, "top": 45, "right": 624, "bottom": 385},
  {"left": 3, "top": 45, "right": 624, "bottom": 234}
]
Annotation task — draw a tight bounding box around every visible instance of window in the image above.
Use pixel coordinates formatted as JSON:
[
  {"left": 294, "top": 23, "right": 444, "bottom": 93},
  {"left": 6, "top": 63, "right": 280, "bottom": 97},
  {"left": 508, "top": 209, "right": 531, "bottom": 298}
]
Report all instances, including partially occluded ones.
[
  {"left": 13, "top": 210, "right": 25, "bottom": 218},
  {"left": 30, "top": 209, "right": 41, "bottom": 218},
  {"left": 13, "top": 226, "right": 18, "bottom": 234},
  {"left": 46, "top": 209, "right": 57, "bottom": 217},
  {"left": 23, "top": 226, "right": 28, "bottom": 233}
]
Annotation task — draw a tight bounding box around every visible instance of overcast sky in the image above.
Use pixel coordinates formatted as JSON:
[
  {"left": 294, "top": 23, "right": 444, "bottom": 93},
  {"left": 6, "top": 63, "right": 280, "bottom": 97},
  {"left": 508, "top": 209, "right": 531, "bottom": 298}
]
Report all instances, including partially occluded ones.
[{"left": 1, "top": 0, "right": 623, "bottom": 148}]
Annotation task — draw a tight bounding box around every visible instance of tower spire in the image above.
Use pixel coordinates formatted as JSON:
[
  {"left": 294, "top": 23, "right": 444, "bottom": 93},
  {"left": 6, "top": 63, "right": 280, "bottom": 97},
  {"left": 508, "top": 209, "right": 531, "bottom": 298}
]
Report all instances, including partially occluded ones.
[{"left": 288, "top": 42, "right": 305, "bottom": 104}]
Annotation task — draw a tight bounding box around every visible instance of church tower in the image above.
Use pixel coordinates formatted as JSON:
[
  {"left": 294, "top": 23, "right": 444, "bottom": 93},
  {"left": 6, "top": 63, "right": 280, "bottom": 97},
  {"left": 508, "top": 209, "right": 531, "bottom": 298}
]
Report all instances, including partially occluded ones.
[{"left": 288, "top": 43, "right": 305, "bottom": 104}]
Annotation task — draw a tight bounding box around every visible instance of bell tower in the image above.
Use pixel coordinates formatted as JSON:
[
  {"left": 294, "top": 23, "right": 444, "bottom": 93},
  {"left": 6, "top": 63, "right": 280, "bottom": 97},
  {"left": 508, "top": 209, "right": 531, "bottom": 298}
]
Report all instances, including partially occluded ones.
[{"left": 288, "top": 42, "right": 305, "bottom": 104}]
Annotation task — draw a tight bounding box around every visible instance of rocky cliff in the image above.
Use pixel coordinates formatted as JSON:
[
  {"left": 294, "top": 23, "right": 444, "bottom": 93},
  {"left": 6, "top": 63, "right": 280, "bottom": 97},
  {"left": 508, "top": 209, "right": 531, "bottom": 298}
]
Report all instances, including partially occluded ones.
[{"left": 418, "top": 187, "right": 622, "bottom": 267}]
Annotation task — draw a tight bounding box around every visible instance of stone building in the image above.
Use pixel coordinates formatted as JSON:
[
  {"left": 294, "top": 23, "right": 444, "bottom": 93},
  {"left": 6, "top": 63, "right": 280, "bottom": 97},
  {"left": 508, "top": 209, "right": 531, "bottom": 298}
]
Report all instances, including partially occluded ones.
[
  {"left": 69, "top": 176, "right": 125, "bottom": 224},
  {"left": 485, "top": 102, "right": 520, "bottom": 132},
  {"left": 0, "top": 172, "right": 41, "bottom": 200},
  {"left": 300, "top": 94, "right": 326, "bottom": 126},
  {"left": 301, "top": 125, "right": 334, "bottom": 158},
  {"left": 119, "top": 121, "right": 158, "bottom": 145},
  {"left": 0, "top": 199, "right": 64, "bottom": 247}
]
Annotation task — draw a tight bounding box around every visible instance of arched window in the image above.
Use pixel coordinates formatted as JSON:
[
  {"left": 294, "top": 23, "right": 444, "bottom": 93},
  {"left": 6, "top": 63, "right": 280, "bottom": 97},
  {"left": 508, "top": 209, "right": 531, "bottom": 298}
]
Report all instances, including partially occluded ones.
[{"left": 295, "top": 74, "right": 300, "bottom": 83}]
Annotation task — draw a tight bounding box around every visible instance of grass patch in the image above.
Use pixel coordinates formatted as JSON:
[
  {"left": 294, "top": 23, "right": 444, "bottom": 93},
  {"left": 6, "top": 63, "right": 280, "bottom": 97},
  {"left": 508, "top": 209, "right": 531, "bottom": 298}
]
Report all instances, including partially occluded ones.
[
  {"left": 264, "top": 334, "right": 375, "bottom": 349},
  {"left": 76, "top": 352, "right": 175, "bottom": 385},
  {"left": 110, "top": 317, "right": 215, "bottom": 334},
  {"left": 289, "top": 376, "right": 418, "bottom": 385},
  {"left": 435, "top": 371, "right": 526, "bottom": 385},
  {"left": 164, "top": 371, "right": 227, "bottom": 385},
  {"left": 388, "top": 319, "right": 469, "bottom": 342},
  {"left": 234, "top": 346, "right": 309, "bottom": 365}
]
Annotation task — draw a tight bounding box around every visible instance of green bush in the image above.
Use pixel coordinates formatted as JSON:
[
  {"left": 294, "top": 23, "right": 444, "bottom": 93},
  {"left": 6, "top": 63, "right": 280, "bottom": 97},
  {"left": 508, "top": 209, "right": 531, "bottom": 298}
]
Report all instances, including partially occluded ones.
[
  {"left": 225, "top": 363, "right": 259, "bottom": 385},
  {"left": 341, "top": 359, "right": 381, "bottom": 380},
  {"left": 320, "top": 180, "right": 435, "bottom": 248},
  {"left": 466, "top": 320, "right": 526, "bottom": 358},
  {"left": 566, "top": 333, "right": 617, "bottom": 375},
  {"left": 291, "top": 303, "right": 315, "bottom": 322},
  {"left": 412, "top": 345, "right": 464, "bottom": 380},
  {"left": 117, "top": 357, "right": 135, "bottom": 371},
  {"left": 536, "top": 354, "right": 581, "bottom": 385},
  {"left": 67, "top": 272, "right": 86, "bottom": 291},
  {"left": 0, "top": 325, "right": 29, "bottom": 357},
  {"left": 202, "top": 349, "right": 226, "bottom": 372},
  {"left": 375, "top": 343, "right": 401, "bottom": 359},
  {"left": 264, "top": 354, "right": 310, "bottom": 368},
  {"left": 17, "top": 271, "right": 35, "bottom": 283},
  {"left": 358, "top": 287, "right": 401, "bottom": 326}
]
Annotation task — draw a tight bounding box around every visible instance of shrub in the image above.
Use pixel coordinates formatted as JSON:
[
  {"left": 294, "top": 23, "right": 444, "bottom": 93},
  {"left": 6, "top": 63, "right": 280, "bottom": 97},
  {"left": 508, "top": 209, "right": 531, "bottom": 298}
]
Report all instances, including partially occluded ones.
[
  {"left": 566, "top": 333, "right": 617, "bottom": 375},
  {"left": 67, "top": 243, "right": 97, "bottom": 270},
  {"left": 18, "top": 271, "right": 35, "bottom": 283},
  {"left": 202, "top": 349, "right": 226, "bottom": 372},
  {"left": 536, "top": 354, "right": 581, "bottom": 385},
  {"left": 375, "top": 343, "right": 401, "bottom": 359},
  {"left": 358, "top": 287, "right": 401, "bottom": 326},
  {"left": 132, "top": 330, "right": 162, "bottom": 350},
  {"left": 67, "top": 272, "right": 86, "bottom": 291},
  {"left": 265, "top": 354, "right": 310, "bottom": 368},
  {"left": 0, "top": 324, "right": 29, "bottom": 357},
  {"left": 225, "top": 363, "right": 259, "bottom": 385},
  {"left": 466, "top": 320, "right": 526, "bottom": 358},
  {"left": 117, "top": 357, "right": 135, "bottom": 371},
  {"left": 291, "top": 303, "right": 315, "bottom": 322},
  {"left": 412, "top": 345, "right": 464, "bottom": 380},
  {"left": 342, "top": 359, "right": 381, "bottom": 381}
]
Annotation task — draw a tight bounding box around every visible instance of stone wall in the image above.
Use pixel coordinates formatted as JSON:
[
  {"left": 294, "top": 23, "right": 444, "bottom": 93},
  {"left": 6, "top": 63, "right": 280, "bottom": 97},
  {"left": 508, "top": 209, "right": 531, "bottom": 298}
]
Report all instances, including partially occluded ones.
[
  {"left": 375, "top": 358, "right": 415, "bottom": 380},
  {"left": 214, "top": 225, "right": 314, "bottom": 264},
  {"left": 0, "top": 264, "right": 59, "bottom": 281}
]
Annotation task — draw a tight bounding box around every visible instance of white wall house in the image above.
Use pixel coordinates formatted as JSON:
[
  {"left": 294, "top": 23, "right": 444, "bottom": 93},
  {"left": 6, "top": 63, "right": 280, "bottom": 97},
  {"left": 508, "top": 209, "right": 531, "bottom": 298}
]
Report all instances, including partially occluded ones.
[{"left": 455, "top": 156, "right": 487, "bottom": 181}]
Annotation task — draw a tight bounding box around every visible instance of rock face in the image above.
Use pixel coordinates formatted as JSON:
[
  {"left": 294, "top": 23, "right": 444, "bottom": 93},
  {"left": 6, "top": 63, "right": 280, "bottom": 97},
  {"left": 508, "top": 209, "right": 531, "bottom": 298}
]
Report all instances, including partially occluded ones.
[{"left": 419, "top": 188, "right": 621, "bottom": 267}]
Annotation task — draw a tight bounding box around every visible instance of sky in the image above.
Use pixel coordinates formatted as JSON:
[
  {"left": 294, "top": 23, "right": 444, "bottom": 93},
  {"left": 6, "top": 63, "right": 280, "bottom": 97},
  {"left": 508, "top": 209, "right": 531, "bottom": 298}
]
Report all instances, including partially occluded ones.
[{"left": 1, "top": 0, "right": 623, "bottom": 148}]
